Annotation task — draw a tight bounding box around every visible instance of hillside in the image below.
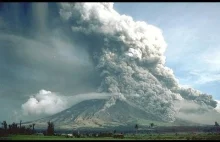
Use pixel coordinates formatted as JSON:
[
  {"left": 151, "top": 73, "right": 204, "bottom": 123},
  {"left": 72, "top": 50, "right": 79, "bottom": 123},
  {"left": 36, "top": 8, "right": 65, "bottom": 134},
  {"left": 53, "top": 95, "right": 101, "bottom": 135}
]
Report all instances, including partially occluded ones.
[{"left": 26, "top": 99, "right": 204, "bottom": 130}]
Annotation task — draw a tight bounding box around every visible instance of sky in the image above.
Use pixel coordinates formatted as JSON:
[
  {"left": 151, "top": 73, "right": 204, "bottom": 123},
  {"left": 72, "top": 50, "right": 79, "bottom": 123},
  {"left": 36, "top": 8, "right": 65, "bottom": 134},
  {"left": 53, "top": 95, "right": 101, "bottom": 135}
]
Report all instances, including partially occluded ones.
[
  {"left": 0, "top": 2, "right": 220, "bottom": 123},
  {"left": 114, "top": 2, "right": 220, "bottom": 100}
]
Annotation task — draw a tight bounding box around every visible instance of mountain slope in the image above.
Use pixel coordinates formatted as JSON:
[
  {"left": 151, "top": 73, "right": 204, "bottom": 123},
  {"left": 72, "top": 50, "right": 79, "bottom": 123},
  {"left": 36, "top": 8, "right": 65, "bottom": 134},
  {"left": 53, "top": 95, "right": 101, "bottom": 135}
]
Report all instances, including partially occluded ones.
[
  {"left": 31, "top": 99, "right": 166, "bottom": 129},
  {"left": 29, "top": 99, "right": 204, "bottom": 130}
]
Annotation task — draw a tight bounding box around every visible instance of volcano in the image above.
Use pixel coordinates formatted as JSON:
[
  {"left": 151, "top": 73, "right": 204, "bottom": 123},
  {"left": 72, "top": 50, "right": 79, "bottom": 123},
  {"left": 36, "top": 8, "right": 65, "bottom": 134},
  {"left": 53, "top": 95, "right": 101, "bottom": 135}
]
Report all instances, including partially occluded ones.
[
  {"left": 31, "top": 99, "right": 154, "bottom": 129},
  {"left": 28, "top": 98, "right": 206, "bottom": 130}
]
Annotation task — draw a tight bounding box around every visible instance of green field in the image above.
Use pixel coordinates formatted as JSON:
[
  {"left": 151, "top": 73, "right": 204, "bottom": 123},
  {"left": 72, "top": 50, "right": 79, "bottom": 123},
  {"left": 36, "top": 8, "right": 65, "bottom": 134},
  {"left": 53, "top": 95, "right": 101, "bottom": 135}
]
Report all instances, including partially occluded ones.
[
  {"left": 2, "top": 133, "right": 220, "bottom": 140},
  {"left": 4, "top": 135, "right": 127, "bottom": 140}
]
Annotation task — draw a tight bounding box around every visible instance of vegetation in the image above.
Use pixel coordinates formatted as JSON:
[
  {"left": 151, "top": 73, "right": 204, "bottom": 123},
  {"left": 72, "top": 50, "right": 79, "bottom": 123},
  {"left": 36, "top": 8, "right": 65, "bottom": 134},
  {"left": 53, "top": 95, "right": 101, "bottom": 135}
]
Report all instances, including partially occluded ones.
[
  {"left": 150, "top": 123, "right": 154, "bottom": 128},
  {"left": 46, "top": 121, "right": 54, "bottom": 136},
  {"left": 1, "top": 120, "right": 220, "bottom": 140},
  {"left": 0, "top": 120, "right": 33, "bottom": 136},
  {"left": 215, "top": 121, "right": 219, "bottom": 127},
  {"left": 3, "top": 133, "right": 220, "bottom": 140},
  {"left": 135, "top": 124, "right": 138, "bottom": 134},
  {"left": 0, "top": 120, "right": 54, "bottom": 137},
  {"left": 113, "top": 129, "right": 116, "bottom": 134}
]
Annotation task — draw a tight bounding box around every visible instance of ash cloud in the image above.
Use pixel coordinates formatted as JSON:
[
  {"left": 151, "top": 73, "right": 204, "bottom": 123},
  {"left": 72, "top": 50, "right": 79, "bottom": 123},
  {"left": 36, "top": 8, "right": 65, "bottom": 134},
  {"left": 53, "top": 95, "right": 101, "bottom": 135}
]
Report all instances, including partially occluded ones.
[
  {"left": 174, "top": 100, "right": 220, "bottom": 125},
  {"left": 58, "top": 2, "right": 218, "bottom": 122}
]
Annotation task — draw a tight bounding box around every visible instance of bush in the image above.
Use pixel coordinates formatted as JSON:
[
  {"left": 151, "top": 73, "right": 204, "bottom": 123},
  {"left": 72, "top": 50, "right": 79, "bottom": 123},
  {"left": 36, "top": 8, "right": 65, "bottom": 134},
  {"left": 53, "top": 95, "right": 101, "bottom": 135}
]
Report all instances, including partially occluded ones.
[
  {"left": 186, "top": 136, "right": 190, "bottom": 140},
  {"left": 191, "top": 136, "right": 197, "bottom": 140}
]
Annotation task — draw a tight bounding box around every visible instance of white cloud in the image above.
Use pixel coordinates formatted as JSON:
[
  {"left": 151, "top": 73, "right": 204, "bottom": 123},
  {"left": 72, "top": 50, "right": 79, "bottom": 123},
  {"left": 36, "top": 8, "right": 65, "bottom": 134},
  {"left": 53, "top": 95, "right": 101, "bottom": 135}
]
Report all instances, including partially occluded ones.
[
  {"left": 21, "top": 90, "right": 112, "bottom": 116},
  {"left": 179, "top": 47, "right": 220, "bottom": 86},
  {"left": 22, "top": 90, "right": 69, "bottom": 116},
  {"left": 200, "top": 47, "right": 220, "bottom": 72},
  {"left": 189, "top": 71, "right": 220, "bottom": 85},
  {"left": 164, "top": 26, "right": 199, "bottom": 63},
  {"left": 170, "top": 46, "right": 220, "bottom": 87}
]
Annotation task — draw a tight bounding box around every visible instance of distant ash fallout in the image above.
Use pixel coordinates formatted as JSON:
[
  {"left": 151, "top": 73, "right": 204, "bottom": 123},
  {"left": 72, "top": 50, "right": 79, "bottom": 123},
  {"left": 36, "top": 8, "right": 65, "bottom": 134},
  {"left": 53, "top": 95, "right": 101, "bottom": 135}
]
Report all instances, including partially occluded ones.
[{"left": 58, "top": 3, "right": 217, "bottom": 122}]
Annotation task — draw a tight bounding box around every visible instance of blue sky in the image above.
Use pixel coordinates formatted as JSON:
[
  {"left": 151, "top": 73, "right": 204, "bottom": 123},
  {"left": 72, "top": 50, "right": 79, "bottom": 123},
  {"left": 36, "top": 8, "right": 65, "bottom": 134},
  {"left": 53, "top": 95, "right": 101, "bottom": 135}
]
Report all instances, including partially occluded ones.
[{"left": 115, "top": 2, "right": 220, "bottom": 100}]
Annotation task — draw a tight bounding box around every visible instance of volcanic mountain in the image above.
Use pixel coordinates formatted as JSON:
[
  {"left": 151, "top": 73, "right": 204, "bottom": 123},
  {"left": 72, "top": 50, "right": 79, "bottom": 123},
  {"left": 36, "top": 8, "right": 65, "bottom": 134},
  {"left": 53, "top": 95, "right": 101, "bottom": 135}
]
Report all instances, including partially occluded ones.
[{"left": 28, "top": 98, "right": 211, "bottom": 130}]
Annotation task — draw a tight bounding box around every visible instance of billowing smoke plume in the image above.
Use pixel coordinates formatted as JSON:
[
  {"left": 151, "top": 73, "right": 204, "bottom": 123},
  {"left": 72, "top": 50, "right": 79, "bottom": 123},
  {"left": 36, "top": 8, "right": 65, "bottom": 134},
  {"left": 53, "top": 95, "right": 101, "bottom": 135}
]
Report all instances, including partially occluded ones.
[
  {"left": 58, "top": 3, "right": 217, "bottom": 122},
  {"left": 22, "top": 90, "right": 69, "bottom": 115},
  {"left": 174, "top": 100, "right": 220, "bottom": 125},
  {"left": 22, "top": 89, "right": 112, "bottom": 116}
]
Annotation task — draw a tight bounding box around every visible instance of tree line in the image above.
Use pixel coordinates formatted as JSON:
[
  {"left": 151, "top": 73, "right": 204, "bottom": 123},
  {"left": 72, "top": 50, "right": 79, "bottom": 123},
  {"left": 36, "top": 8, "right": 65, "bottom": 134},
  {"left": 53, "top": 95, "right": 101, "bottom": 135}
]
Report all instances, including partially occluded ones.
[
  {"left": 2, "top": 120, "right": 218, "bottom": 138},
  {"left": 0, "top": 120, "right": 54, "bottom": 137}
]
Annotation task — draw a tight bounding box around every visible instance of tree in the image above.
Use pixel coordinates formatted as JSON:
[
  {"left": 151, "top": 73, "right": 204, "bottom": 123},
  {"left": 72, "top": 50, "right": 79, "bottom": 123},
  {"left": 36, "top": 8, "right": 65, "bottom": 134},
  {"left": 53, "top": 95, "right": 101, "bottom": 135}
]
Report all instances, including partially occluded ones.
[
  {"left": 1, "top": 121, "right": 8, "bottom": 136},
  {"left": 47, "top": 121, "right": 54, "bottom": 136},
  {"left": 135, "top": 124, "right": 138, "bottom": 134},
  {"left": 215, "top": 121, "right": 219, "bottom": 127},
  {"left": 32, "top": 123, "right": 35, "bottom": 134},
  {"left": 113, "top": 129, "right": 116, "bottom": 134},
  {"left": 1, "top": 121, "right": 7, "bottom": 131},
  {"left": 150, "top": 123, "right": 154, "bottom": 128},
  {"left": 20, "top": 120, "right": 22, "bottom": 128},
  {"left": 19, "top": 126, "right": 26, "bottom": 134},
  {"left": 9, "top": 122, "right": 19, "bottom": 134}
]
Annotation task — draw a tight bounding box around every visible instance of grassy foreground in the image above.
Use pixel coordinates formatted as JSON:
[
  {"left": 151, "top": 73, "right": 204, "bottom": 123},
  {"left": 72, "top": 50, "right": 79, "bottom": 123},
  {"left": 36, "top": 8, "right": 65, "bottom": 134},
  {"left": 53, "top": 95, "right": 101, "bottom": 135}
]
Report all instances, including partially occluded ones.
[
  {"left": 3, "top": 133, "right": 220, "bottom": 140},
  {"left": 4, "top": 135, "right": 126, "bottom": 140}
]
